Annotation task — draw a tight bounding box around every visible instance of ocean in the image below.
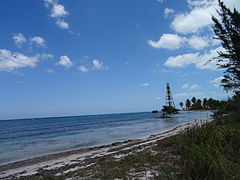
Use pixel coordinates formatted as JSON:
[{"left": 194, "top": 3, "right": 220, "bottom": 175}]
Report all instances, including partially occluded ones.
[{"left": 0, "top": 111, "right": 212, "bottom": 165}]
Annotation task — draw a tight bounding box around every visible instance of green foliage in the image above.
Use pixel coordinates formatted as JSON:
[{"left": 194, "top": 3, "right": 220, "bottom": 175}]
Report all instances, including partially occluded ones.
[
  {"left": 185, "top": 99, "right": 191, "bottom": 110},
  {"left": 173, "top": 121, "right": 240, "bottom": 179},
  {"left": 224, "top": 92, "right": 240, "bottom": 113},
  {"left": 161, "top": 105, "right": 179, "bottom": 114},
  {"left": 191, "top": 97, "right": 196, "bottom": 104},
  {"left": 184, "top": 97, "right": 227, "bottom": 111},
  {"left": 211, "top": 0, "right": 240, "bottom": 92}
]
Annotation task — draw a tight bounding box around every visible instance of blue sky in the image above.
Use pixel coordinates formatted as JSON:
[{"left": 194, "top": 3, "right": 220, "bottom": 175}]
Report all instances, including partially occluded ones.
[{"left": 0, "top": 0, "right": 239, "bottom": 120}]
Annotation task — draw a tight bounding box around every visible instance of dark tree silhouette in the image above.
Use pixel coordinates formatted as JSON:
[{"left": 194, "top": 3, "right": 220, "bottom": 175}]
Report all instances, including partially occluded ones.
[
  {"left": 211, "top": 0, "right": 240, "bottom": 92},
  {"left": 186, "top": 99, "right": 191, "bottom": 110},
  {"left": 203, "top": 98, "right": 208, "bottom": 109},
  {"left": 179, "top": 102, "right": 183, "bottom": 109},
  {"left": 191, "top": 97, "right": 196, "bottom": 104}
]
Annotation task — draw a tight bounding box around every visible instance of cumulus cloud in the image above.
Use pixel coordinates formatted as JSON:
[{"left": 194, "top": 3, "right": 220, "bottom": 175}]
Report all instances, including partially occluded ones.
[
  {"left": 188, "top": 36, "right": 209, "bottom": 50},
  {"left": 13, "top": 33, "right": 47, "bottom": 48},
  {"left": 171, "top": 4, "right": 216, "bottom": 34},
  {"left": 171, "top": 0, "right": 240, "bottom": 34},
  {"left": 148, "top": 34, "right": 210, "bottom": 50},
  {"left": 78, "top": 59, "right": 109, "bottom": 72},
  {"left": 44, "top": 0, "right": 70, "bottom": 30},
  {"left": 210, "top": 76, "right": 224, "bottom": 87},
  {"left": 148, "top": 34, "right": 186, "bottom": 50},
  {"left": 30, "top": 36, "right": 46, "bottom": 47},
  {"left": 164, "top": 47, "right": 222, "bottom": 70},
  {"left": 50, "top": 4, "right": 68, "bottom": 18},
  {"left": 12, "top": 33, "right": 26, "bottom": 47},
  {"left": 164, "top": 53, "right": 199, "bottom": 68},
  {"left": 141, "top": 83, "right": 150, "bottom": 87},
  {"left": 164, "top": 8, "right": 174, "bottom": 17},
  {"left": 57, "top": 55, "right": 73, "bottom": 68},
  {"left": 0, "top": 49, "right": 40, "bottom": 72},
  {"left": 92, "top": 59, "right": 108, "bottom": 70},
  {"left": 79, "top": 65, "right": 89, "bottom": 72}
]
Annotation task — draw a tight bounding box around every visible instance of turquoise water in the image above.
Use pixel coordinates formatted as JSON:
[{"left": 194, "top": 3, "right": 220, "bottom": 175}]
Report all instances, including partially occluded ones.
[{"left": 0, "top": 111, "right": 211, "bottom": 165}]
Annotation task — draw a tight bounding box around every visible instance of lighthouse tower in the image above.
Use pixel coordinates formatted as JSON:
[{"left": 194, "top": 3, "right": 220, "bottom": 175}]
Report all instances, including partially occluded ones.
[{"left": 165, "top": 83, "right": 175, "bottom": 108}]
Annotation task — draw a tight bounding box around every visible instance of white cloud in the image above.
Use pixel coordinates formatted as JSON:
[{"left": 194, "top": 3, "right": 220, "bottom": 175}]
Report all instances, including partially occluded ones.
[
  {"left": 174, "top": 92, "right": 203, "bottom": 98},
  {"left": 0, "top": 49, "right": 39, "bottom": 72},
  {"left": 37, "top": 53, "right": 53, "bottom": 60},
  {"left": 148, "top": 34, "right": 186, "bottom": 50},
  {"left": 47, "top": 69, "right": 54, "bottom": 73},
  {"left": 182, "top": 83, "right": 200, "bottom": 89},
  {"left": 182, "top": 83, "right": 190, "bottom": 89},
  {"left": 44, "top": 0, "right": 70, "bottom": 30},
  {"left": 12, "top": 33, "right": 26, "bottom": 47},
  {"left": 164, "top": 53, "right": 199, "bottom": 68},
  {"left": 171, "top": 1, "right": 217, "bottom": 34},
  {"left": 141, "top": 83, "right": 149, "bottom": 87},
  {"left": 164, "top": 8, "right": 174, "bottom": 17},
  {"left": 190, "top": 84, "right": 200, "bottom": 89},
  {"left": 210, "top": 76, "right": 223, "bottom": 87},
  {"left": 156, "top": 96, "right": 161, "bottom": 100},
  {"left": 57, "top": 56, "right": 73, "bottom": 68},
  {"left": 44, "top": 0, "right": 58, "bottom": 6},
  {"left": 188, "top": 36, "right": 209, "bottom": 50},
  {"left": 164, "top": 47, "right": 222, "bottom": 70},
  {"left": 30, "top": 36, "right": 46, "bottom": 47},
  {"left": 56, "top": 19, "right": 69, "bottom": 29},
  {"left": 79, "top": 65, "right": 89, "bottom": 72},
  {"left": 171, "top": 0, "right": 240, "bottom": 34},
  {"left": 92, "top": 59, "right": 108, "bottom": 70},
  {"left": 51, "top": 4, "right": 68, "bottom": 18},
  {"left": 195, "top": 47, "right": 222, "bottom": 70},
  {"left": 187, "top": 0, "right": 214, "bottom": 8}
]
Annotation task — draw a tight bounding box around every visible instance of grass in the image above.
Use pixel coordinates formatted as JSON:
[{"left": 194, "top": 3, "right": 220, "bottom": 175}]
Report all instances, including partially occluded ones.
[
  {"left": 171, "top": 113, "right": 240, "bottom": 179},
  {"left": 38, "top": 112, "right": 240, "bottom": 180}
]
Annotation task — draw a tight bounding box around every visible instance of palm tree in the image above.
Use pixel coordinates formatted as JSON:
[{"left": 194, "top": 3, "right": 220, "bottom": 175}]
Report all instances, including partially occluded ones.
[
  {"left": 179, "top": 102, "right": 183, "bottom": 110},
  {"left": 186, "top": 99, "right": 191, "bottom": 110},
  {"left": 203, "top": 98, "right": 208, "bottom": 109},
  {"left": 191, "top": 97, "right": 196, "bottom": 104}
]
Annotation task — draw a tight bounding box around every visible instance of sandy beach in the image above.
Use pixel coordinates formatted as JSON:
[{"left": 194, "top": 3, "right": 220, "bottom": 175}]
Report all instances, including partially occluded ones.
[{"left": 0, "top": 118, "right": 213, "bottom": 180}]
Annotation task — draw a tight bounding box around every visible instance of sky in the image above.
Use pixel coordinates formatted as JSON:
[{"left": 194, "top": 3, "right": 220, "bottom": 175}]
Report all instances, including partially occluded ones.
[{"left": 0, "top": 0, "right": 239, "bottom": 120}]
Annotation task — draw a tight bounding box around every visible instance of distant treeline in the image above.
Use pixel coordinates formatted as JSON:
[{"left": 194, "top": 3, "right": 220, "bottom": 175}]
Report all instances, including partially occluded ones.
[{"left": 179, "top": 97, "right": 227, "bottom": 111}]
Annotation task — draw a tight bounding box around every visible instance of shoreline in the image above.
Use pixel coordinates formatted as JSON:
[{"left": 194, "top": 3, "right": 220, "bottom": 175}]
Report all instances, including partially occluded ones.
[{"left": 0, "top": 118, "right": 213, "bottom": 180}]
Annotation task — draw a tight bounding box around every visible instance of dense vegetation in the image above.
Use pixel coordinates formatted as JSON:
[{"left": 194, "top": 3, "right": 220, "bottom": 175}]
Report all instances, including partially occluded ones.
[
  {"left": 161, "top": 105, "right": 179, "bottom": 114},
  {"left": 179, "top": 97, "right": 227, "bottom": 111}
]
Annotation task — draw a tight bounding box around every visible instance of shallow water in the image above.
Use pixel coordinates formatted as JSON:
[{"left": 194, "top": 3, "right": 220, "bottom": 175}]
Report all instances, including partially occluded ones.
[{"left": 0, "top": 111, "right": 212, "bottom": 165}]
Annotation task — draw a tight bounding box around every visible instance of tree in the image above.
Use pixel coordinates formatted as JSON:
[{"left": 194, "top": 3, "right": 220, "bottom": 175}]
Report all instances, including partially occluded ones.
[
  {"left": 191, "top": 97, "right": 196, "bottom": 104},
  {"left": 179, "top": 102, "right": 183, "bottom": 109},
  {"left": 211, "top": 0, "right": 240, "bottom": 92},
  {"left": 197, "top": 99, "right": 202, "bottom": 106},
  {"left": 196, "top": 99, "right": 203, "bottom": 109},
  {"left": 186, "top": 99, "right": 191, "bottom": 110},
  {"left": 203, "top": 98, "right": 208, "bottom": 109},
  {"left": 161, "top": 106, "right": 179, "bottom": 114}
]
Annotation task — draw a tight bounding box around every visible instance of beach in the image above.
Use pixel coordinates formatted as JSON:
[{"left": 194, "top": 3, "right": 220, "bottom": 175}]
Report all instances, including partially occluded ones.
[{"left": 0, "top": 117, "right": 213, "bottom": 180}]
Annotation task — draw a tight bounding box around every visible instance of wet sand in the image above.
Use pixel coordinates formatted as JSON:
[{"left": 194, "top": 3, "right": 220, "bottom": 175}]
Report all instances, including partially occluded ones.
[{"left": 0, "top": 118, "right": 212, "bottom": 180}]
